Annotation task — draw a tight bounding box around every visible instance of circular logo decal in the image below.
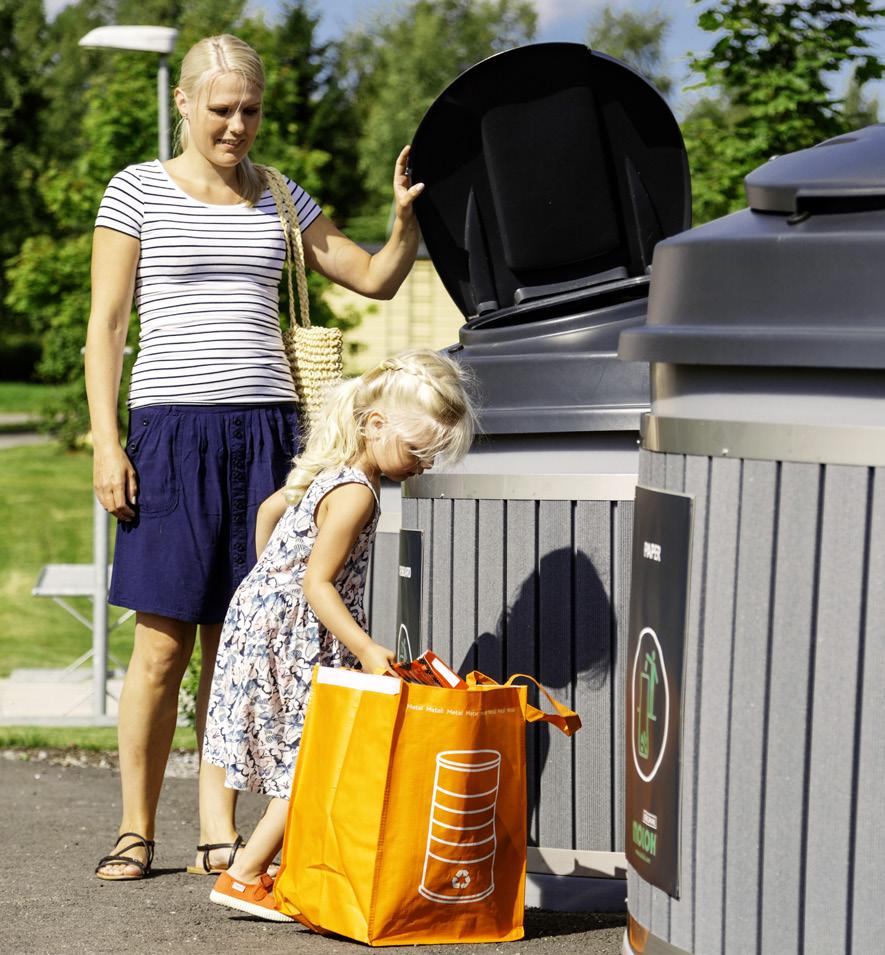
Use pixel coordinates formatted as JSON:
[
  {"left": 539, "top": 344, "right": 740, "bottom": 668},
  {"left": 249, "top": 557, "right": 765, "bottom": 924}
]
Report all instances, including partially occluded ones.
[{"left": 630, "top": 626, "right": 670, "bottom": 783}]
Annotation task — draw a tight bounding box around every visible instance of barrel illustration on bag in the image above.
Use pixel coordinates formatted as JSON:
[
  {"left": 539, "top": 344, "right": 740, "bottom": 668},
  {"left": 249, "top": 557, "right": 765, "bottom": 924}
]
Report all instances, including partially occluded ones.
[{"left": 418, "top": 749, "right": 501, "bottom": 904}]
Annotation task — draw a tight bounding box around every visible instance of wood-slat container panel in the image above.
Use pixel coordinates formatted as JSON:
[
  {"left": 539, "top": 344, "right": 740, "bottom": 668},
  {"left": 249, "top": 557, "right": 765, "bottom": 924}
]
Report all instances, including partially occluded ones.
[
  {"left": 365, "top": 531, "right": 399, "bottom": 642},
  {"left": 630, "top": 450, "right": 885, "bottom": 955},
  {"left": 402, "top": 494, "right": 634, "bottom": 852}
]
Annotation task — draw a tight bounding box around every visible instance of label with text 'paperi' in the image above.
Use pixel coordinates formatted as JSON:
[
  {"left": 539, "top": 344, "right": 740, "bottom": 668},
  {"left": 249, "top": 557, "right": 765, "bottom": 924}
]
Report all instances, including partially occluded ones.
[{"left": 625, "top": 485, "right": 693, "bottom": 899}]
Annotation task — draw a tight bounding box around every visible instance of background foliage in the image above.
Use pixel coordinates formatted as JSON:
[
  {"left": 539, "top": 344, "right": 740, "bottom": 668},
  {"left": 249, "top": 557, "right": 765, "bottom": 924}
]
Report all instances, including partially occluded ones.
[
  {"left": 1, "top": 0, "right": 883, "bottom": 727},
  {"left": 586, "top": 3, "right": 673, "bottom": 97},
  {"left": 1, "top": 0, "right": 537, "bottom": 444},
  {"left": 682, "top": 0, "right": 883, "bottom": 222},
  {"left": 1, "top": 0, "right": 883, "bottom": 440},
  {"left": 339, "top": 0, "right": 537, "bottom": 239}
]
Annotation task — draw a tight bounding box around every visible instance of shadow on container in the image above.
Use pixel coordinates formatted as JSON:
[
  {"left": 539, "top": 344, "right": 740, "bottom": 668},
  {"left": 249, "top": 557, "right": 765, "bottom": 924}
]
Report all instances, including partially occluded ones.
[{"left": 457, "top": 547, "right": 612, "bottom": 847}]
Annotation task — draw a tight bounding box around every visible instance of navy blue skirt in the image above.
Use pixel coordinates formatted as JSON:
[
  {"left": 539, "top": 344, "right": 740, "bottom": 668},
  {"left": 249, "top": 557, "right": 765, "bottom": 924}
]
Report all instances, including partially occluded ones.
[{"left": 108, "top": 403, "right": 300, "bottom": 624}]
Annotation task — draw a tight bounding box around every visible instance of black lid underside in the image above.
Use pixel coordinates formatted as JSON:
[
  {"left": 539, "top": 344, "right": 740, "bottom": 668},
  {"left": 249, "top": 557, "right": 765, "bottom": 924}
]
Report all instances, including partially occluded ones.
[{"left": 410, "top": 43, "right": 691, "bottom": 323}]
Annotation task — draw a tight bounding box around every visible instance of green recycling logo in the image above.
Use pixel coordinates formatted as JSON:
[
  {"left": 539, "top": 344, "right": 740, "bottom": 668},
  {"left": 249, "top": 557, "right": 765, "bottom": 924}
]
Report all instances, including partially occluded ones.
[{"left": 631, "top": 627, "right": 670, "bottom": 783}]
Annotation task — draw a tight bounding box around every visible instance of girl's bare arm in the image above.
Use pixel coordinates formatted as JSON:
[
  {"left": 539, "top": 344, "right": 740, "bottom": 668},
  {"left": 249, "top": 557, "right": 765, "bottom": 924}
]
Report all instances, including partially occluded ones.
[
  {"left": 302, "top": 483, "right": 395, "bottom": 673},
  {"left": 255, "top": 489, "right": 289, "bottom": 557}
]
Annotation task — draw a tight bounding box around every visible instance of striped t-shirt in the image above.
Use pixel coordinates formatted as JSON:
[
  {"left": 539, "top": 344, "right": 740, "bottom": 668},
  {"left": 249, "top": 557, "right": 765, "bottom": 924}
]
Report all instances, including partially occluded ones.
[{"left": 95, "top": 159, "right": 322, "bottom": 408}]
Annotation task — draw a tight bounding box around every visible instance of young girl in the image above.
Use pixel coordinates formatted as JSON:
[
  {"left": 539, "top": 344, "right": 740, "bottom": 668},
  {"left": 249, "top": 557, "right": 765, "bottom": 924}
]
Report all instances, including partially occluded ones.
[{"left": 202, "top": 349, "right": 476, "bottom": 920}]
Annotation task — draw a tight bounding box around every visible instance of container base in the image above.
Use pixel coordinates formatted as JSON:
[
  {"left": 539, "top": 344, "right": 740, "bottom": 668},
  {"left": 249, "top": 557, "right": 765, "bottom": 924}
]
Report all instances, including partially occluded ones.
[
  {"left": 525, "top": 872, "right": 626, "bottom": 912},
  {"left": 621, "top": 920, "right": 692, "bottom": 955}
]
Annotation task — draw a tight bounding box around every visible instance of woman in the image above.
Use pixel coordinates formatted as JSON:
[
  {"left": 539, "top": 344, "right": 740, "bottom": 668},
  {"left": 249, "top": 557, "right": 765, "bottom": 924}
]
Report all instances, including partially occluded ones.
[{"left": 87, "top": 33, "right": 423, "bottom": 880}]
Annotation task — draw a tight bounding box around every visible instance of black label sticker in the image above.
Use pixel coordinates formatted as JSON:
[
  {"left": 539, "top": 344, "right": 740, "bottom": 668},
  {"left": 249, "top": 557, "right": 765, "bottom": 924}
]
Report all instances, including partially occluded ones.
[
  {"left": 625, "top": 485, "right": 693, "bottom": 898},
  {"left": 396, "top": 529, "right": 423, "bottom": 661}
]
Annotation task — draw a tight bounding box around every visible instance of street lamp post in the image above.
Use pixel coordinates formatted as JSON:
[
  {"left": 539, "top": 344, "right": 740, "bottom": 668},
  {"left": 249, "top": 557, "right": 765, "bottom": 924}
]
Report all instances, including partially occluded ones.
[
  {"left": 79, "top": 25, "right": 179, "bottom": 160},
  {"left": 77, "top": 25, "right": 178, "bottom": 717}
]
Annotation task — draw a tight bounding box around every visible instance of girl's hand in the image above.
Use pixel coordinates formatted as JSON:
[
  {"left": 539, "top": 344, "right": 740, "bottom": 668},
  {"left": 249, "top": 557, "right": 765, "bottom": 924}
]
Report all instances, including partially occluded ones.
[
  {"left": 93, "top": 443, "right": 137, "bottom": 520},
  {"left": 392, "top": 145, "right": 424, "bottom": 224},
  {"left": 358, "top": 640, "right": 397, "bottom": 676}
]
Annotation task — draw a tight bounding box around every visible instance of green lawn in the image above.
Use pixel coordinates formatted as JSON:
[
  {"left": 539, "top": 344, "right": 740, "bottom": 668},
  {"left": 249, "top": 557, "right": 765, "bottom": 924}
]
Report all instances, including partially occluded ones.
[
  {"left": 0, "top": 725, "right": 196, "bottom": 751},
  {"left": 0, "top": 442, "right": 137, "bottom": 676},
  {"left": 0, "top": 381, "right": 63, "bottom": 416}
]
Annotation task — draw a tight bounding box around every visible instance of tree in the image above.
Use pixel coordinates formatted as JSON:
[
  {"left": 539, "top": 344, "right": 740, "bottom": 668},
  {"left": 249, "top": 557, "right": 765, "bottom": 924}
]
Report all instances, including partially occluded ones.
[
  {"left": 6, "top": 47, "right": 159, "bottom": 444},
  {"left": 586, "top": 3, "right": 673, "bottom": 98},
  {"left": 0, "top": 0, "right": 49, "bottom": 367},
  {"left": 843, "top": 65, "right": 880, "bottom": 127},
  {"left": 242, "top": 1, "right": 364, "bottom": 223},
  {"left": 31, "top": 0, "right": 113, "bottom": 167},
  {"left": 234, "top": 4, "right": 365, "bottom": 341},
  {"left": 683, "top": 0, "right": 885, "bottom": 222},
  {"left": 4, "top": 0, "right": 359, "bottom": 444},
  {"left": 341, "top": 0, "right": 537, "bottom": 240}
]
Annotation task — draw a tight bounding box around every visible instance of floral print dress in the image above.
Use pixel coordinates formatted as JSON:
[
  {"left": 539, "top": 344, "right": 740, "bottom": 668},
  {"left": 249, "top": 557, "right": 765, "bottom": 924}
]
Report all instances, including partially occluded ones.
[{"left": 203, "top": 465, "right": 379, "bottom": 799}]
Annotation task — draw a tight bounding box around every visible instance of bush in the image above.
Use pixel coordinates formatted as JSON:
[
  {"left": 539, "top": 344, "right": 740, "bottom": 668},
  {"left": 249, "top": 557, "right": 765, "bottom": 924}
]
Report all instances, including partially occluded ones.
[
  {"left": 0, "top": 334, "right": 41, "bottom": 380},
  {"left": 179, "top": 643, "right": 202, "bottom": 730}
]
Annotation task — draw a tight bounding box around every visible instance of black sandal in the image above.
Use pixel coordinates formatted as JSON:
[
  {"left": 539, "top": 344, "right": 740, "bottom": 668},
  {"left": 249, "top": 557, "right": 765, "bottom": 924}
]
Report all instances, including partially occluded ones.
[
  {"left": 186, "top": 834, "right": 243, "bottom": 875},
  {"left": 95, "top": 832, "right": 155, "bottom": 881}
]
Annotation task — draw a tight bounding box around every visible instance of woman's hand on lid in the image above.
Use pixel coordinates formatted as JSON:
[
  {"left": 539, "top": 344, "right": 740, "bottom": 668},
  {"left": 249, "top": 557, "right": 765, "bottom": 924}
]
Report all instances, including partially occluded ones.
[{"left": 392, "top": 144, "right": 424, "bottom": 224}]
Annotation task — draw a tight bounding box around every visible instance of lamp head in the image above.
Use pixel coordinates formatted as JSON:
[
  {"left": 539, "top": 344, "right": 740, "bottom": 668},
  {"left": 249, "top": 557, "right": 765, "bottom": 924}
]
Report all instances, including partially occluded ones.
[{"left": 78, "top": 26, "right": 178, "bottom": 55}]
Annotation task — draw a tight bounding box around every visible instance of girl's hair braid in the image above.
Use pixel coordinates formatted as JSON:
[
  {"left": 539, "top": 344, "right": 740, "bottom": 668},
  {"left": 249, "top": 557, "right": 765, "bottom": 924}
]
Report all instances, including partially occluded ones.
[{"left": 283, "top": 349, "right": 478, "bottom": 505}]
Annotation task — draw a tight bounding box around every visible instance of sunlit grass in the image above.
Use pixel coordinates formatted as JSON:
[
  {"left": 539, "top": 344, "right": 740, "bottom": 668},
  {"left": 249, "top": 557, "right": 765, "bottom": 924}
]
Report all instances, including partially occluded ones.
[
  {"left": 0, "top": 725, "right": 197, "bottom": 751},
  {"left": 0, "top": 442, "right": 136, "bottom": 677},
  {"left": 0, "top": 381, "right": 63, "bottom": 416}
]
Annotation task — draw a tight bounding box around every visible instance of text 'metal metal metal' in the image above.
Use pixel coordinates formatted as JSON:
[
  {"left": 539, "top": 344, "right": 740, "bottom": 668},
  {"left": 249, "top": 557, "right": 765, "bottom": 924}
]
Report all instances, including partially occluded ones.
[
  {"left": 395, "top": 529, "right": 423, "bottom": 661},
  {"left": 625, "top": 485, "right": 693, "bottom": 898}
]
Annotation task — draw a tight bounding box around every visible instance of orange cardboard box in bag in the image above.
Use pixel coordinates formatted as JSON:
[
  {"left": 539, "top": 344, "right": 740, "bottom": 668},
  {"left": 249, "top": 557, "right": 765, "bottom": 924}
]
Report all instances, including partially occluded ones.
[{"left": 273, "top": 665, "right": 580, "bottom": 946}]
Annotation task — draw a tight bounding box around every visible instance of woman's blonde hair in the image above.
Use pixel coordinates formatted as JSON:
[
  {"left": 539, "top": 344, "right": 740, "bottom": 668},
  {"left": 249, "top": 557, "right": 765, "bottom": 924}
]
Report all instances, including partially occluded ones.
[
  {"left": 175, "top": 34, "right": 266, "bottom": 205},
  {"left": 284, "top": 349, "right": 478, "bottom": 504}
]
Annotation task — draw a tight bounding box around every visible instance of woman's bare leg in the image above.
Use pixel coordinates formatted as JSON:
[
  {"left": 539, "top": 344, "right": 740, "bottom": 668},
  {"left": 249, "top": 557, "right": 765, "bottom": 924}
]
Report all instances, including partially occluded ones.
[
  {"left": 97, "top": 612, "right": 195, "bottom": 877},
  {"left": 194, "top": 621, "right": 240, "bottom": 869}
]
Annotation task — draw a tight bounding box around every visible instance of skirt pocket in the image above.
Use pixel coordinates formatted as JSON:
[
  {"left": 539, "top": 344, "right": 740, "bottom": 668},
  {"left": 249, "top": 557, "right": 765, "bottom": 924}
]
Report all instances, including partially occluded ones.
[{"left": 126, "top": 412, "right": 179, "bottom": 517}]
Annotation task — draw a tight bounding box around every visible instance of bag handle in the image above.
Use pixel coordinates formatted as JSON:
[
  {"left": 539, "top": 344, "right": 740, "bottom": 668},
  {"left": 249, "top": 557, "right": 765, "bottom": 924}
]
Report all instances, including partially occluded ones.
[
  {"left": 466, "top": 671, "right": 582, "bottom": 737},
  {"left": 259, "top": 165, "right": 312, "bottom": 330}
]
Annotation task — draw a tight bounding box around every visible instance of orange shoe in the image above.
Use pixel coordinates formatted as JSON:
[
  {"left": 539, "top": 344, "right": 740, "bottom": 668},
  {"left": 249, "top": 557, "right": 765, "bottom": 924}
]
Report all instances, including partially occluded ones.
[{"left": 210, "top": 871, "right": 294, "bottom": 922}]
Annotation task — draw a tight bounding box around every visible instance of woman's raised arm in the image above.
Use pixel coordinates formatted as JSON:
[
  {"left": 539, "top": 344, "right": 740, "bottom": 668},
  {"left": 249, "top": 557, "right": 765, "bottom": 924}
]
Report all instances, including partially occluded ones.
[{"left": 302, "top": 145, "right": 424, "bottom": 300}]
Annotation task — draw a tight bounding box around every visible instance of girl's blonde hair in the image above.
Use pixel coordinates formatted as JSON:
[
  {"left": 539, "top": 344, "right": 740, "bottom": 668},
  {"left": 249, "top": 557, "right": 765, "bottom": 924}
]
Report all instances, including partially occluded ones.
[
  {"left": 284, "top": 349, "right": 478, "bottom": 504},
  {"left": 175, "top": 34, "right": 266, "bottom": 205}
]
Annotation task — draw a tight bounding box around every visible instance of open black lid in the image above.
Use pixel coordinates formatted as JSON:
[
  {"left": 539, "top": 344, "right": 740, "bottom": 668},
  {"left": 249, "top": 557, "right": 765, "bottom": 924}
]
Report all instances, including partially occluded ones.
[{"left": 410, "top": 42, "right": 690, "bottom": 323}]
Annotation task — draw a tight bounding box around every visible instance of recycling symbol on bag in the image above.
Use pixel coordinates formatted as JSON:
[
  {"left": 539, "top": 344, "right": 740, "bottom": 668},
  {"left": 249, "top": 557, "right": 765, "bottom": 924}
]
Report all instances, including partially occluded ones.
[{"left": 451, "top": 868, "right": 471, "bottom": 890}]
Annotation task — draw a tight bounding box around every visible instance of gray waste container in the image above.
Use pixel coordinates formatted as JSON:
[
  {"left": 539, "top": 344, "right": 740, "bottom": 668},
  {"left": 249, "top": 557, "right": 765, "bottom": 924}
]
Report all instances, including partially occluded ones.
[
  {"left": 618, "top": 124, "right": 885, "bottom": 954},
  {"left": 401, "top": 42, "right": 690, "bottom": 908}
]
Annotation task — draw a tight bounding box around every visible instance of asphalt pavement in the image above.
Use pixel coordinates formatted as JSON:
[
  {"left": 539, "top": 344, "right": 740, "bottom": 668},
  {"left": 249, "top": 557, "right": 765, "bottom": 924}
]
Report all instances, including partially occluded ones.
[
  {"left": 0, "top": 754, "right": 626, "bottom": 955},
  {"left": 1, "top": 428, "right": 627, "bottom": 953}
]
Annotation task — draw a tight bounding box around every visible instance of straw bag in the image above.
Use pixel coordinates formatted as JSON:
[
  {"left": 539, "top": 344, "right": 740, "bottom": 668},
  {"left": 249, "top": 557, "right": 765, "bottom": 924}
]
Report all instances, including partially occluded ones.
[{"left": 261, "top": 165, "right": 343, "bottom": 430}]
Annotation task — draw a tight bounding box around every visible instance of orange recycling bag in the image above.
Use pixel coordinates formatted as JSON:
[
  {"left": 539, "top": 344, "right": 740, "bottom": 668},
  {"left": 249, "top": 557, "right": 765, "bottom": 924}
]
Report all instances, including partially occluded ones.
[{"left": 273, "top": 665, "right": 580, "bottom": 946}]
